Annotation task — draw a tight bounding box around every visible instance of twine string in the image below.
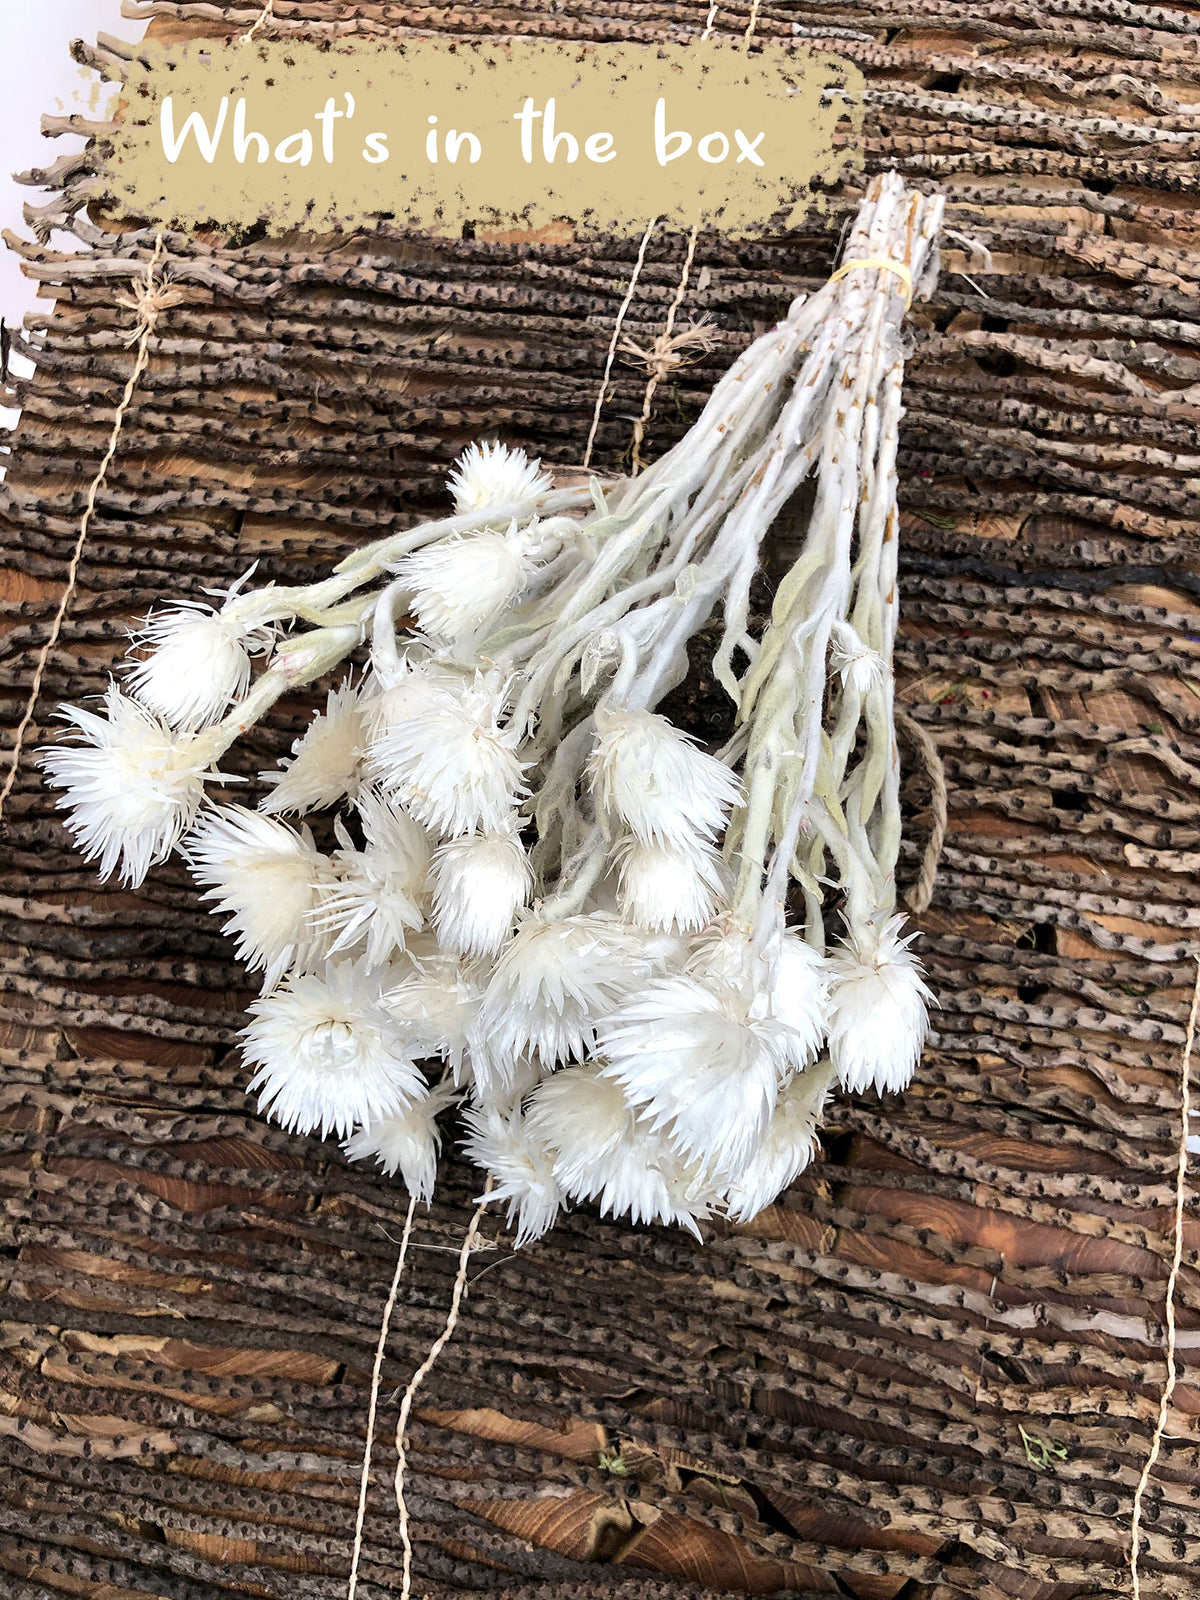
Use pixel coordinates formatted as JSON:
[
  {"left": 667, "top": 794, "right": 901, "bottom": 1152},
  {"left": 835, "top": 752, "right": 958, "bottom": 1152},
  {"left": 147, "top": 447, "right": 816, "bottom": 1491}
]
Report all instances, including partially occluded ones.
[
  {"left": 896, "top": 711, "right": 948, "bottom": 916},
  {"left": 1129, "top": 956, "right": 1198, "bottom": 1599},
  {"left": 582, "top": 219, "right": 659, "bottom": 470},
  {"left": 0, "top": 232, "right": 177, "bottom": 823},
  {"left": 623, "top": 226, "right": 712, "bottom": 473},
  {"left": 395, "top": 1180, "right": 494, "bottom": 1599},
  {"left": 237, "top": 0, "right": 275, "bottom": 42},
  {"left": 584, "top": 1, "right": 758, "bottom": 473},
  {"left": 346, "top": 1194, "right": 419, "bottom": 1600}
]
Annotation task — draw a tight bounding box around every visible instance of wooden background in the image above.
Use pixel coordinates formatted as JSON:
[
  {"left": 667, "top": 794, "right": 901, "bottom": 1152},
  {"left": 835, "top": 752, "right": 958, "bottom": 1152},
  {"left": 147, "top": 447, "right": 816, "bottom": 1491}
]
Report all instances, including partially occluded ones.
[{"left": 1, "top": 3, "right": 1199, "bottom": 1596}]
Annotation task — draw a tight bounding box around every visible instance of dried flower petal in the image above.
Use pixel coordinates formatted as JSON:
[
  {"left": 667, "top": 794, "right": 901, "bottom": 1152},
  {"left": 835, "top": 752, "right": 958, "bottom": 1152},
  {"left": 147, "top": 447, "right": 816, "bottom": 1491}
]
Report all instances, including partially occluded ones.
[
  {"left": 244, "top": 958, "right": 427, "bottom": 1139},
  {"left": 40, "top": 684, "right": 221, "bottom": 888}
]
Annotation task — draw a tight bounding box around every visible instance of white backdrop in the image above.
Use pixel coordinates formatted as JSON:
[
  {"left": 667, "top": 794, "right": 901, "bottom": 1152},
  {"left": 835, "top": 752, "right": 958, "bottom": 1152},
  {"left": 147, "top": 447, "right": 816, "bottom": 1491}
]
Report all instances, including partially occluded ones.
[{"left": 1, "top": 1, "right": 136, "bottom": 435}]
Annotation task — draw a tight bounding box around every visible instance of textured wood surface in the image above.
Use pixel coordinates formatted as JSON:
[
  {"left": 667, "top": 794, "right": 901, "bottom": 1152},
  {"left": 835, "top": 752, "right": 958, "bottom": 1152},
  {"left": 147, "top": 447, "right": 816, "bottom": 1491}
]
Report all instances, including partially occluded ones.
[{"left": 2, "top": 3, "right": 1199, "bottom": 1596}]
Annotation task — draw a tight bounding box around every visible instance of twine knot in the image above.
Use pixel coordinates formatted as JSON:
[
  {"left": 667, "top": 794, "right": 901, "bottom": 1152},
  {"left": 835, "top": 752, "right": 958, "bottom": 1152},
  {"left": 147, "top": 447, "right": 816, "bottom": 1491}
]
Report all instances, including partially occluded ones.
[
  {"left": 115, "top": 274, "right": 184, "bottom": 346},
  {"left": 618, "top": 312, "right": 717, "bottom": 383}
]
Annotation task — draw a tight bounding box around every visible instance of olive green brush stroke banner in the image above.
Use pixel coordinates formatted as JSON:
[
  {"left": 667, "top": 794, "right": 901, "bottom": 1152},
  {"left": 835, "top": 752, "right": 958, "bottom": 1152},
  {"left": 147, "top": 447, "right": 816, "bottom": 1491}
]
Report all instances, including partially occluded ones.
[{"left": 100, "top": 39, "right": 862, "bottom": 236}]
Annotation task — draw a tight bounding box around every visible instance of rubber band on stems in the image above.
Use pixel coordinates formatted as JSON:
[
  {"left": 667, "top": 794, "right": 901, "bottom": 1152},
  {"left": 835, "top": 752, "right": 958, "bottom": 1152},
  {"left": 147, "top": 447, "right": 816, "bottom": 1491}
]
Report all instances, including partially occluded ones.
[{"left": 829, "top": 256, "right": 914, "bottom": 308}]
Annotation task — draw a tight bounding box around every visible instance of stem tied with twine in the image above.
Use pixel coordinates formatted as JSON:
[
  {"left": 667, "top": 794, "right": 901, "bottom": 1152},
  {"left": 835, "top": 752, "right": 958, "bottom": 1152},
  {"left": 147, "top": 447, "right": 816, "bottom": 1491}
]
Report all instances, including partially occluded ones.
[{"left": 0, "top": 233, "right": 179, "bottom": 824}]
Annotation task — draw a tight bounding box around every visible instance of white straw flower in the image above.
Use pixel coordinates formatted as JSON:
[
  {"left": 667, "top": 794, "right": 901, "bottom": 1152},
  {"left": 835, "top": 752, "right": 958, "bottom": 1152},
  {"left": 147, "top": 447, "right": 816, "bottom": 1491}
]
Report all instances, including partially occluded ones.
[
  {"left": 366, "top": 656, "right": 460, "bottom": 733},
  {"left": 384, "top": 939, "right": 485, "bottom": 1079},
  {"left": 829, "top": 619, "right": 886, "bottom": 696},
  {"left": 614, "top": 837, "right": 726, "bottom": 933},
  {"left": 343, "top": 1079, "right": 459, "bottom": 1203},
  {"left": 598, "top": 974, "right": 789, "bottom": 1180},
  {"left": 398, "top": 522, "right": 538, "bottom": 644},
  {"left": 259, "top": 682, "right": 368, "bottom": 816},
  {"left": 589, "top": 707, "right": 742, "bottom": 849},
  {"left": 431, "top": 829, "right": 533, "bottom": 958},
  {"left": 689, "top": 925, "right": 827, "bottom": 1072},
  {"left": 722, "top": 1062, "right": 834, "bottom": 1223},
  {"left": 826, "top": 913, "right": 934, "bottom": 1094},
  {"left": 448, "top": 440, "right": 552, "bottom": 517},
  {"left": 126, "top": 599, "right": 272, "bottom": 731},
  {"left": 468, "top": 1052, "right": 545, "bottom": 1112},
  {"left": 462, "top": 1104, "right": 563, "bottom": 1247},
  {"left": 40, "top": 684, "right": 222, "bottom": 888},
  {"left": 525, "top": 1066, "right": 715, "bottom": 1238},
  {"left": 243, "top": 957, "right": 427, "bottom": 1139},
  {"left": 183, "top": 805, "right": 335, "bottom": 990},
  {"left": 471, "top": 911, "right": 651, "bottom": 1090},
  {"left": 368, "top": 670, "right": 528, "bottom": 837},
  {"left": 769, "top": 933, "right": 830, "bottom": 1071},
  {"left": 314, "top": 793, "right": 430, "bottom": 969}
]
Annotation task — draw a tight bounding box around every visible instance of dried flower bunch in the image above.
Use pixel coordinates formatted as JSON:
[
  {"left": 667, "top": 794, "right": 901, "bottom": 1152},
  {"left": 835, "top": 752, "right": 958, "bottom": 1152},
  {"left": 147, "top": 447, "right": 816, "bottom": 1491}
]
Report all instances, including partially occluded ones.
[{"left": 42, "top": 174, "right": 942, "bottom": 1245}]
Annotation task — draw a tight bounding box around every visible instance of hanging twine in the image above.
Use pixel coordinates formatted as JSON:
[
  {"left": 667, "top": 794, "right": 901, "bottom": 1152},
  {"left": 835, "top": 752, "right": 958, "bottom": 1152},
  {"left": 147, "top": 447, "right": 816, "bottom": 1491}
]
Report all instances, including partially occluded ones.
[
  {"left": 619, "top": 0, "right": 755, "bottom": 471},
  {"left": 0, "top": 233, "right": 180, "bottom": 824},
  {"left": 1129, "top": 956, "right": 1198, "bottom": 1600},
  {"left": 394, "top": 1180, "right": 494, "bottom": 1600},
  {"left": 896, "top": 711, "right": 948, "bottom": 915},
  {"left": 237, "top": 0, "right": 275, "bottom": 42},
  {"left": 346, "top": 1195, "right": 419, "bottom": 1600},
  {"left": 622, "top": 230, "right": 715, "bottom": 474},
  {"left": 582, "top": 219, "right": 659, "bottom": 470}
]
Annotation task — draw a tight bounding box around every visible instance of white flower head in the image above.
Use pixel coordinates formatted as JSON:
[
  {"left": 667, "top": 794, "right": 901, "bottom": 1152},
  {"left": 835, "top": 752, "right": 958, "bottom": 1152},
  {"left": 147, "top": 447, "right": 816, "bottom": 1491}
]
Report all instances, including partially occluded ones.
[
  {"left": 614, "top": 837, "right": 727, "bottom": 934},
  {"left": 243, "top": 957, "right": 427, "bottom": 1140},
  {"left": 384, "top": 939, "right": 485, "bottom": 1078},
  {"left": 366, "top": 656, "right": 461, "bottom": 729},
  {"left": 448, "top": 440, "right": 552, "bottom": 518},
  {"left": 829, "top": 619, "right": 886, "bottom": 697},
  {"left": 368, "top": 669, "right": 528, "bottom": 837},
  {"left": 769, "top": 932, "right": 830, "bottom": 1070},
  {"left": 469, "top": 1052, "right": 545, "bottom": 1113},
  {"left": 259, "top": 681, "right": 368, "bottom": 816},
  {"left": 314, "top": 793, "right": 430, "bottom": 970},
  {"left": 827, "top": 912, "right": 934, "bottom": 1095},
  {"left": 462, "top": 1104, "right": 563, "bottom": 1247},
  {"left": 722, "top": 1061, "right": 834, "bottom": 1224},
  {"left": 183, "top": 804, "right": 335, "bottom": 990},
  {"left": 343, "top": 1078, "right": 459, "bottom": 1204},
  {"left": 397, "top": 523, "right": 535, "bottom": 645},
  {"left": 471, "top": 911, "right": 651, "bottom": 1091},
  {"left": 525, "top": 1066, "right": 715, "bottom": 1239},
  {"left": 588, "top": 707, "right": 742, "bottom": 850},
  {"left": 689, "top": 924, "right": 828, "bottom": 1072},
  {"left": 431, "top": 828, "right": 533, "bottom": 959},
  {"left": 40, "top": 684, "right": 222, "bottom": 888},
  {"left": 126, "top": 598, "right": 272, "bottom": 732},
  {"left": 598, "top": 974, "right": 789, "bottom": 1181}
]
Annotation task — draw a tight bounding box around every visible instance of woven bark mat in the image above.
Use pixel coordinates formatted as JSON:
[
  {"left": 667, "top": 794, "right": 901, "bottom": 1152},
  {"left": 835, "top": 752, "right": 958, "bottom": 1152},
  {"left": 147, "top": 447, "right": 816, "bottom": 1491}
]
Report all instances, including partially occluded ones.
[{"left": 1, "top": 3, "right": 1198, "bottom": 1597}]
